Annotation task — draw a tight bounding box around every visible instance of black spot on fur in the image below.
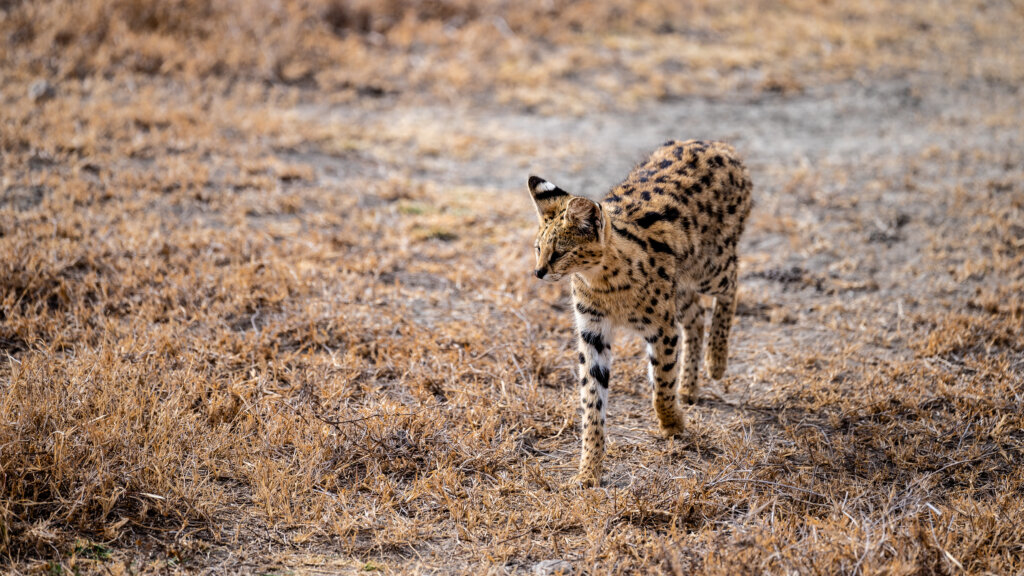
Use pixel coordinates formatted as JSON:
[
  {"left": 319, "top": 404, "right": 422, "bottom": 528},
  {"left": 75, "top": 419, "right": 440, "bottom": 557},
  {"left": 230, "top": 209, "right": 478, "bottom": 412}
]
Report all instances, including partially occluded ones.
[
  {"left": 648, "top": 237, "right": 675, "bottom": 255},
  {"left": 595, "top": 398, "right": 603, "bottom": 411},
  {"left": 580, "top": 330, "right": 606, "bottom": 354},
  {"left": 590, "top": 364, "right": 610, "bottom": 388},
  {"left": 593, "top": 283, "right": 631, "bottom": 294},
  {"left": 661, "top": 361, "right": 676, "bottom": 372},
  {"left": 612, "top": 225, "right": 646, "bottom": 249},
  {"left": 636, "top": 206, "right": 680, "bottom": 228},
  {"left": 575, "top": 302, "right": 604, "bottom": 317}
]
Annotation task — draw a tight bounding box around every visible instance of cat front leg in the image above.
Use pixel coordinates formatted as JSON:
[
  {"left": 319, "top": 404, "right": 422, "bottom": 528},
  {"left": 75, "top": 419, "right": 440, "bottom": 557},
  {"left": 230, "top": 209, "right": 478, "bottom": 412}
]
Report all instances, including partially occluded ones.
[{"left": 571, "top": 302, "right": 613, "bottom": 488}]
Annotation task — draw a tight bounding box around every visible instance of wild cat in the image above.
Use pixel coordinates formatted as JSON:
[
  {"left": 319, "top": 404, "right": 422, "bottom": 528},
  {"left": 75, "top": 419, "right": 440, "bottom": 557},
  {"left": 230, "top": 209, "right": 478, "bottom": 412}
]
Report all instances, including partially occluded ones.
[{"left": 527, "top": 140, "right": 752, "bottom": 487}]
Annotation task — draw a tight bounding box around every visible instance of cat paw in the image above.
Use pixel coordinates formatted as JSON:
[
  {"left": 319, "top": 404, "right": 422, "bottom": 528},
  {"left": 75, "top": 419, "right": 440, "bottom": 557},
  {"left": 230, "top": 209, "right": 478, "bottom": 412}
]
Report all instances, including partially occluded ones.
[
  {"left": 659, "top": 419, "right": 686, "bottom": 438},
  {"left": 565, "top": 468, "right": 601, "bottom": 489},
  {"left": 706, "top": 350, "right": 728, "bottom": 380}
]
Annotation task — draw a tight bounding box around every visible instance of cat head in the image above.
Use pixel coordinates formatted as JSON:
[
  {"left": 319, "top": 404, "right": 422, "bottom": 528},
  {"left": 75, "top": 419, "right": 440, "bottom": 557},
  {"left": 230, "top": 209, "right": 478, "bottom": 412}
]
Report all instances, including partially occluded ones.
[{"left": 527, "top": 175, "right": 606, "bottom": 282}]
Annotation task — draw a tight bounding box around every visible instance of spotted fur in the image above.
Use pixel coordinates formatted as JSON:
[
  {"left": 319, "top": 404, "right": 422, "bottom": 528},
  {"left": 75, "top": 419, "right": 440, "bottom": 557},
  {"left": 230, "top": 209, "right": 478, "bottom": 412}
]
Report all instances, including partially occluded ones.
[{"left": 527, "top": 140, "right": 753, "bottom": 487}]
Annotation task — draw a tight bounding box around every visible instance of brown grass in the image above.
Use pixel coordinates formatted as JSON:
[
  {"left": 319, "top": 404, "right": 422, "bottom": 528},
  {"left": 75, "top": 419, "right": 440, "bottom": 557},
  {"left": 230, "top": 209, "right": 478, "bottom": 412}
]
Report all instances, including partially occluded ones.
[
  {"left": 4, "top": 0, "right": 1023, "bottom": 112},
  {"left": 2, "top": 0, "right": 1024, "bottom": 574}
]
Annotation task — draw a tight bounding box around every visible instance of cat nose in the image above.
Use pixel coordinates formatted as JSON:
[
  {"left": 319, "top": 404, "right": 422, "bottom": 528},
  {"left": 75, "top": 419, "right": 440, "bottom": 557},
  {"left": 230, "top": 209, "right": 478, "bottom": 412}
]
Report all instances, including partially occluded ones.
[{"left": 535, "top": 268, "right": 547, "bottom": 279}]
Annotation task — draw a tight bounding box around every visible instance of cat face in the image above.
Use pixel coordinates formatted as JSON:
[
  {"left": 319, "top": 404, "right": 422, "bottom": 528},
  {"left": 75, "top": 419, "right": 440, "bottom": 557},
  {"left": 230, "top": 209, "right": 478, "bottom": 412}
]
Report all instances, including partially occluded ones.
[{"left": 527, "top": 176, "right": 605, "bottom": 282}]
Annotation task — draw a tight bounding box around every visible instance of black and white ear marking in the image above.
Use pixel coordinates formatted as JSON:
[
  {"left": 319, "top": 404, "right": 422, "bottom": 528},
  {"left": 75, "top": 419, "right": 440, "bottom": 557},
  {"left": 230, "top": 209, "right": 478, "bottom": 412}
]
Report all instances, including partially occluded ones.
[
  {"left": 529, "top": 176, "right": 568, "bottom": 200},
  {"left": 527, "top": 175, "right": 569, "bottom": 221},
  {"left": 565, "top": 196, "right": 602, "bottom": 234}
]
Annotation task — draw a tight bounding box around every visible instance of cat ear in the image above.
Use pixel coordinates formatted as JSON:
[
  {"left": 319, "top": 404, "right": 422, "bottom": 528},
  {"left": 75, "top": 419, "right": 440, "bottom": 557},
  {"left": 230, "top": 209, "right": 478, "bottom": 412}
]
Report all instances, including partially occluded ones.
[
  {"left": 527, "top": 175, "right": 569, "bottom": 222},
  {"left": 564, "top": 196, "right": 602, "bottom": 234}
]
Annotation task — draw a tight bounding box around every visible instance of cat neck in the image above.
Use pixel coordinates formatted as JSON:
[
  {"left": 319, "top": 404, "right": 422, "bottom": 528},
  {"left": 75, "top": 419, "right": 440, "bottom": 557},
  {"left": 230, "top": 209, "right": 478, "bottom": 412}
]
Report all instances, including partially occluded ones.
[{"left": 572, "top": 236, "right": 629, "bottom": 289}]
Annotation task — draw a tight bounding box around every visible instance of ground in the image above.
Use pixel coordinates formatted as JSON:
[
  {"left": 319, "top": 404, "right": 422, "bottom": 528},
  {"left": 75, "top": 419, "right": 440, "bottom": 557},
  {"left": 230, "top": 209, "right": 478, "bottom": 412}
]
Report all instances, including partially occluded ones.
[{"left": 2, "top": 1, "right": 1024, "bottom": 574}]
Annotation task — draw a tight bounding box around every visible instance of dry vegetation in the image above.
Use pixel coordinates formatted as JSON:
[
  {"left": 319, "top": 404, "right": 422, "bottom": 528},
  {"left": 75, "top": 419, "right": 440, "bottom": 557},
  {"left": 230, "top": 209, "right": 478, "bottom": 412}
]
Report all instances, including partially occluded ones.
[{"left": 2, "top": 0, "right": 1024, "bottom": 574}]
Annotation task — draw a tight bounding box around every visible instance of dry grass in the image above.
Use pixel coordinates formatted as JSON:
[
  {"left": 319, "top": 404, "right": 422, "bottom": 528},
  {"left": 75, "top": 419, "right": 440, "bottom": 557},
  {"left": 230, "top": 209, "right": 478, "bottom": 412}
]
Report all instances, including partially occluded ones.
[
  {"left": 3, "top": 0, "right": 1024, "bottom": 574},
  {"left": 3, "top": 0, "right": 1024, "bottom": 112}
]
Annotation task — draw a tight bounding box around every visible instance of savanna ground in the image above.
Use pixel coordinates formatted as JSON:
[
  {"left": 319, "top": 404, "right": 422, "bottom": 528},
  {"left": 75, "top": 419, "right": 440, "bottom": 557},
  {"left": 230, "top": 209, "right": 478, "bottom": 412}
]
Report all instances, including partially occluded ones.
[{"left": 2, "top": 1, "right": 1024, "bottom": 574}]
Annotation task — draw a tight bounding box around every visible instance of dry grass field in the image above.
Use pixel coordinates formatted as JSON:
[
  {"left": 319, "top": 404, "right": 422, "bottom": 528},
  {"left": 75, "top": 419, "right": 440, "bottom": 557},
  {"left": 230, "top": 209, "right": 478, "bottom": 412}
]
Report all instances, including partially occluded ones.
[{"left": 2, "top": 0, "right": 1024, "bottom": 574}]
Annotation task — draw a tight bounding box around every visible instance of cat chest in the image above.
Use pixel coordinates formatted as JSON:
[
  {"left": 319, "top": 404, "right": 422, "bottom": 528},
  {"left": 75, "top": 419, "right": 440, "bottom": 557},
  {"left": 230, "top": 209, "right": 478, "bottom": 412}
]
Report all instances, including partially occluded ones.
[{"left": 572, "top": 279, "right": 665, "bottom": 326}]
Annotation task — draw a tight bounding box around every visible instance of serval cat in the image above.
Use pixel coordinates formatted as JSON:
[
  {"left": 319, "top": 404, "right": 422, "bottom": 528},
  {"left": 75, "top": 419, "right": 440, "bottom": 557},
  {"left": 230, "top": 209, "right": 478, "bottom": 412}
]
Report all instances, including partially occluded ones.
[{"left": 527, "top": 140, "right": 752, "bottom": 487}]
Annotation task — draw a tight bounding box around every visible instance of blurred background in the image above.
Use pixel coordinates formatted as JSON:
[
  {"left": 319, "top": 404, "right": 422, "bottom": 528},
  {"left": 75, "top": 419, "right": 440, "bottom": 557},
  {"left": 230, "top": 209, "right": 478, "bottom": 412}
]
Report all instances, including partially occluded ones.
[{"left": 4, "top": 0, "right": 1022, "bottom": 110}]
